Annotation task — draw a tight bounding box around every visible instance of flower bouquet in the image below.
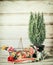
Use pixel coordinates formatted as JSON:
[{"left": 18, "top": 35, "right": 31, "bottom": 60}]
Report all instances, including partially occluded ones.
[
  {"left": 1, "top": 45, "right": 36, "bottom": 64},
  {"left": 1, "top": 45, "right": 46, "bottom": 64}
]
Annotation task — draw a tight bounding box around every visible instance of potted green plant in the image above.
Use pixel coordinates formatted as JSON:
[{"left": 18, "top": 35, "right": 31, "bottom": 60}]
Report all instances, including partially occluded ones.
[
  {"left": 29, "top": 12, "right": 45, "bottom": 46},
  {"left": 29, "top": 12, "right": 46, "bottom": 60}
]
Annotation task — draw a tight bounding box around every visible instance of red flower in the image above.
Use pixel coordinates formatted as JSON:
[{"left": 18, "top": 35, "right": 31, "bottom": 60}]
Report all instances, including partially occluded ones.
[
  {"left": 8, "top": 56, "right": 14, "bottom": 62},
  {"left": 22, "top": 54, "right": 26, "bottom": 58}
]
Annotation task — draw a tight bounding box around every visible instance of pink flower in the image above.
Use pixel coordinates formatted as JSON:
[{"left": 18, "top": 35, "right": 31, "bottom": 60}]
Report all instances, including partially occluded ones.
[
  {"left": 29, "top": 47, "right": 35, "bottom": 55},
  {"left": 7, "top": 46, "right": 14, "bottom": 52}
]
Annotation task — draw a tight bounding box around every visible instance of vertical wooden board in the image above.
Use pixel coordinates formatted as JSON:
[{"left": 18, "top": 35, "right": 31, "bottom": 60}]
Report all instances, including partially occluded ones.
[
  {"left": 0, "top": 26, "right": 29, "bottom": 39},
  {"left": 0, "top": 14, "right": 53, "bottom": 26},
  {"left": 0, "top": 1, "right": 53, "bottom": 13},
  {"left": 43, "top": 39, "right": 53, "bottom": 46},
  {"left": 44, "top": 15, "right": 53, "bottom": 24},
  {"left": 45, "top": 25, "right": 53, "bottom": 37},
  {"left": 0, "top": 14, "right": 30, "bottom": 25}
]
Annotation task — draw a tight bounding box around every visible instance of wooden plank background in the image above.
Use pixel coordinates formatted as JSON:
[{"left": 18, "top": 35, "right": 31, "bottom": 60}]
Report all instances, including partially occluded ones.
[{"left": 0, "top": 0, "right": 53, "bottom": 65}]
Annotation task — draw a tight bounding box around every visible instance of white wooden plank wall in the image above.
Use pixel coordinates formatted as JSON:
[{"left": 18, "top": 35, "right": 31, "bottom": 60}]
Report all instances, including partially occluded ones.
[{"left": 0, "top": 0, "right": 53, "bottom": 64}]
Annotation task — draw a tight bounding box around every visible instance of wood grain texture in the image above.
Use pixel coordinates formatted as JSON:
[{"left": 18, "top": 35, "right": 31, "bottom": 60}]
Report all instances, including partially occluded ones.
[{"left": 0, "top": 1, "right": 53, "bottom": 64}]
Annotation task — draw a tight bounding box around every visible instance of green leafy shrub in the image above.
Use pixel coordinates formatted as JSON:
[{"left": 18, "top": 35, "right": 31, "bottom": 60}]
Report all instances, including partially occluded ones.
[{"left": 29, "top": 12, "right": 45, "bottom": 46}]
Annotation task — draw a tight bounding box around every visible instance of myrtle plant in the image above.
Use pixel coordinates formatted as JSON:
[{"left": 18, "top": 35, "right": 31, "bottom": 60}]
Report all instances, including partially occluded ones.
[{"left": 29, "top": 12, "right": 45, "bottom": 46}]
